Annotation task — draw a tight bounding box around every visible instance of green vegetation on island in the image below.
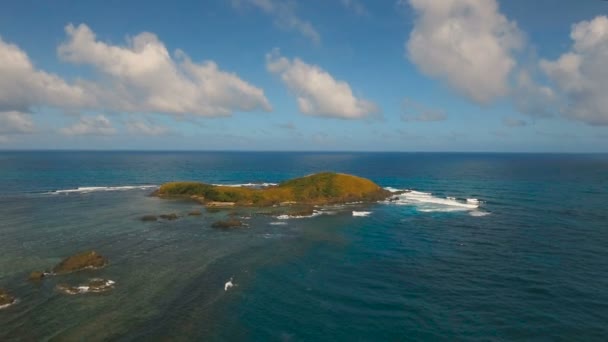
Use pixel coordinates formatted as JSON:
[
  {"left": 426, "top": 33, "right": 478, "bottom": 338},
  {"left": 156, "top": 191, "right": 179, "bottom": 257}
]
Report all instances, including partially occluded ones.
[{"left": 154, "top": 172, "right": 390, "bottom": 206}]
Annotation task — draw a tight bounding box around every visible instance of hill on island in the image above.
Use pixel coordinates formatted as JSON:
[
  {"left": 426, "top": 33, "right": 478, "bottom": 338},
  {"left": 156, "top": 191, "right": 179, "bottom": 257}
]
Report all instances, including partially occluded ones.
[{"left": 154, "top": 172, "right": 390, "bottom": 206}]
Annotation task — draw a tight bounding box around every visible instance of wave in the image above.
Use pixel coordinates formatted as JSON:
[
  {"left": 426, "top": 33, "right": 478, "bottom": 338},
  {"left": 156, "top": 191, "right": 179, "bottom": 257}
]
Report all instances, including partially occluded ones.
[
  {"left": 352, "top": 211, "right": 372, "bottom": 217},
  {"left": 0, "top": 298, "right": 17, "bottom": 310},
  {"left": 276, "top": 211, "right": 322, "bottom": 220},
  {"left": 49, "top": 185, "right": 158, "bottom": 194},
  {"left": 469, "top": 210, "right": 490, "bottom": 217},
  {"left": 384, "top": 187, "right": 481, "bottom": 213},
  {"left": 269, "top": 221, "right": 288, "bottom": 225},
  {"left": 56, "top": 279, "right": 116, "bottom": 295}
]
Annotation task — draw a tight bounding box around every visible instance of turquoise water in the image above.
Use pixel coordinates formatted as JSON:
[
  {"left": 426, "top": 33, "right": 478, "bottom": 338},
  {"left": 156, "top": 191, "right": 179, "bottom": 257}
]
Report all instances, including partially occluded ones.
[{"left": 0, "top": 152, "right": 607, "bottom": 340}]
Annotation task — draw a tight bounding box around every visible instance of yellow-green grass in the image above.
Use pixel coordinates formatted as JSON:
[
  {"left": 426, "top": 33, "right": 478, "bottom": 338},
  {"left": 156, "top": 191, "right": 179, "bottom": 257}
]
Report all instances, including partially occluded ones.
[{"left": 155, "top": 172, "right": 390, "bottom": 206}]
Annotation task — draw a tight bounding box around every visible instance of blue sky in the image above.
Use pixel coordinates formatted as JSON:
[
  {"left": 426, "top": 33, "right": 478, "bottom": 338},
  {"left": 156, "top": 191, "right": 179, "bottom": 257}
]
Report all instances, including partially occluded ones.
[{"left": 0, "top": 0, "right": 607, "bottom": 151}]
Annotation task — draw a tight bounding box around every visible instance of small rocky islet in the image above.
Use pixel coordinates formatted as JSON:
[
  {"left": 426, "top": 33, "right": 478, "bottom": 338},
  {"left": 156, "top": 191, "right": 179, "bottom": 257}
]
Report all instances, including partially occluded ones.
[
  {"left": 27, "top": 251, "right": 114, "bottom": 297},
  {"left": 143, "top": 173, "right": 390, "bottom": 227},
  {"left": 154, "top": 172, "right": 391, "bottom": 207},
  {"left": 0, "top": 289, "right": 16, "bottom": 309}
]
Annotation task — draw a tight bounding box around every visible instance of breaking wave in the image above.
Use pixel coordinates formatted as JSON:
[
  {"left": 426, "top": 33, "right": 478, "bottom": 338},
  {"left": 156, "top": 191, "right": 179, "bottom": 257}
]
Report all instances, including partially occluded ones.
[
  {"left": 384, "top": 187, "right": 482, "bottom": 213},
  {"left": 49, "top": 185, "right": 157, "bottom": 194}
]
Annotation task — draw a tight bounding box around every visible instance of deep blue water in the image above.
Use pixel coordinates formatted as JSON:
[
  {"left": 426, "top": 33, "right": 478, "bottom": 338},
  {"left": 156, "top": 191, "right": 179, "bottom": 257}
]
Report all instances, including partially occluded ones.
[{"left": 0, "top": 151, "right": 607, "bottom": 341}]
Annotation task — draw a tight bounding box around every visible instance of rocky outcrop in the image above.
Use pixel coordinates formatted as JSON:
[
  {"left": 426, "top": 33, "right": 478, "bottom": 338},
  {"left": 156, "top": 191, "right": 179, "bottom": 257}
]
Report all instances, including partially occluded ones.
[
  {"left": 28, "top": 271, "right": 46, "bottom": 282},
  {"left": 211, "top": 219, "right": 245, "bottom": 229},
  {"left": 0, "top": 289, "right": 16, "bottom": 309},
  {"left": 140, "top": 215, "right": 158, "bottom": 222},
  {"left": 159, "top": 213, "right": 178, "bottom": 220},
  {"left": 52, "top": 251, "right": 108, "bottom": 275}
]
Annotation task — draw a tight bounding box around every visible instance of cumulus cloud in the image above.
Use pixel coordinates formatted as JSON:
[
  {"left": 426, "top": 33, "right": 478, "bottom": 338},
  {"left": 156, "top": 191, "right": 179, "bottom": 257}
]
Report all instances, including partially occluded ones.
[
  {"left": 340, "top": 0, "right": 368, "bottom": 16},
  {"left": 512, "top": 71, "right": 557, "bottom": 118},
  {"left": 406, "top": 0, "right": 523, "bottom": 104},
  {"left": 540, "top": 16, "right": 608, "bottom": 125},
  {"left": 400, "top": 98, "right": 447, "bottom": 122},
  {"left": 0, "top": 111, "right": 36, "bottom": 134},
  {"left": 0, "top": 36, "right": 91, "bottom": 113},
  {"left": 232, "top": 0, "right": 320, "bottom": 44},
  {"left": 266, "top": 50, "right": 379, "bottom": 119},
  {"left": 58, "top": 24, "right": 271, "bottom": 117},
  {"left": 125, "top": 119, "right": 170, "bottom": 136},
  {"left": 503, "top": 117, "right": 527, "bottom": 127},
  {"left": 60, "top": 115, "right": 116, "bottom": 136}
]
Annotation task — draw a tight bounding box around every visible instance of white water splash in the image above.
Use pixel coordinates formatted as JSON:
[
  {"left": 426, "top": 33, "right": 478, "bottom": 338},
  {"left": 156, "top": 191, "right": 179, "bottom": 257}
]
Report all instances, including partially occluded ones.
[
  {"left": 50, "top": 185, "right": 157, "bottom": 194},
  {"left": 385, "top": 188, "right": 483, "bottom": 214}
]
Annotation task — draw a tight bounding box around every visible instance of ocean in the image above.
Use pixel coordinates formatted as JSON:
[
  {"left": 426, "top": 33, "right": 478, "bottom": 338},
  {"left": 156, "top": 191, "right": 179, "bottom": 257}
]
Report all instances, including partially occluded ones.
[{"left": 0, "top": 151, "right": 607, "bottom": 341}]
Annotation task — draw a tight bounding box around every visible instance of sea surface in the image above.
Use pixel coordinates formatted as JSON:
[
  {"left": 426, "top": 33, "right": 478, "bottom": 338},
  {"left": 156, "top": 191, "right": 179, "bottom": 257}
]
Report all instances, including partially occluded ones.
[{"left": 0, "top": 151, "right": 607, "bottom": 341}]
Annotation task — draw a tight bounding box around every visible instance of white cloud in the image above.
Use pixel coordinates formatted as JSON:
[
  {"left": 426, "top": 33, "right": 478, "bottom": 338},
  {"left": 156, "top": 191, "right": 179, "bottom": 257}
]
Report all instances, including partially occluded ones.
[
  {"left": 0, "top": 36, "right": 91, "bottom": 112},
  {"left": 60, "top": 115, "right": 116, "bottom": 136},
  {"left": 406, "top": 0, "right": 523, "bottom": 104},
  {"left": 232, "top": 0, "right": 320, "bottom": 44},
  {"left": 125, "top": 119, "right": 170, "bottom": 136},
  {"left": 512, "top": 71, "right": 557, "bottom": 118},
  {"left": 503, "top": 117, "right": 527, "bottom": 127},
  {"left": 400, "top": 98, "right": 447, "bottom": 122},
  {"left": 540, "top": 16, "right": 608, "bottom": 125},
  {"left": 266, "top": 50, "right": 379, "bottom": 119},
  {"left": 0, "top": 111, "right": 36, "bottom": 134},
  {"left": 58, "top": 24, "right": 271, "bottom": 117},
  {"left": 340, "top": 0, "right": 368, "bottom": 16}
]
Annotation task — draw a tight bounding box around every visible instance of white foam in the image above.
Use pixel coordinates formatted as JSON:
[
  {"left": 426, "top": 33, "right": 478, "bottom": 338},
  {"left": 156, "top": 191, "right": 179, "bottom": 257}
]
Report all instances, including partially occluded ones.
[
  {"left": 469, "top": 210, "right": 490, "bottom": 217},
  {"left": 224, "top": 278, "right": 236, "bottom": 291},
  {"left": 352, "top": 211, "right": 372, "bottom": 217},
  {"left": 269, "top": 221, "right": 288, "bottom": 225},
  {"left": 277, "top": 211, "right": 322, "bottom": 220},
  {"left": 57, "top": 279, "right": 116, "bottom": 295},
  {"left": 385, "top": 187, "right": 402, "bottom": 193},
  {"left": 384, "top": 187, "right": 481, "bottom": 213},
  {"left": 50, "top": 185, "right": 157, "bottom": 194},
  {"left": 0, "top": 299, "right": 16, "bottom": 310}
]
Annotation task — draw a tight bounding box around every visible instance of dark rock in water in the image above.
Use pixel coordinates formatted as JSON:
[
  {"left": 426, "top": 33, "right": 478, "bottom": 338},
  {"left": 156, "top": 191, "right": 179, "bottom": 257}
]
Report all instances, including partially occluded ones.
[
  {"left": 159, "top": 213, "right": 178, "bottom": 220},
  {"left": 52, "top": 251, "right": 108, "bottom": 275},
  {"left": 0, "top": 289, "right": 16, "bottom": 309},
  {"left": 56, "top": 278, "right": 115, "bottom": 295},
  {"left": 188, "top": 210, "right": 202, "bottom": 216},
  {"left": 287, "top": 207, "right": 315, "bottom": 217},
  {"left": 141, "top": 215, "right": 158, "bottom": 222},
  {"left": 211, "top": 219, "right": 245, "bottom": 229},
  {"left": 28, "top": 271, "right": 46, "bottom": 282}
]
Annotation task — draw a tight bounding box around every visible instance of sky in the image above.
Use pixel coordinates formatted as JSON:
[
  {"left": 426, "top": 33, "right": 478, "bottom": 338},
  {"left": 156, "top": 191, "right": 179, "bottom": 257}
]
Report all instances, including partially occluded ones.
[{"left": 0, "top": 0, "right": 607, "bottom": 152}]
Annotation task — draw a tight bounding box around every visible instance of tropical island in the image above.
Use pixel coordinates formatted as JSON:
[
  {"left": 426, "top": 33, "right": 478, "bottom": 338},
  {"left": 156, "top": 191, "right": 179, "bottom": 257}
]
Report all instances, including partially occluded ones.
[{"left": 154, "top": 172, "right": 391, "bottom": 207}]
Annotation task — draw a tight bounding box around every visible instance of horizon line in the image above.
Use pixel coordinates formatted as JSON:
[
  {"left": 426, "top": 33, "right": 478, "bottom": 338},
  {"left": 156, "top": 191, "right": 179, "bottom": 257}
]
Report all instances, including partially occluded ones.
[{"left": 0, "top": 149, "right": 606, "bottom": 154}]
